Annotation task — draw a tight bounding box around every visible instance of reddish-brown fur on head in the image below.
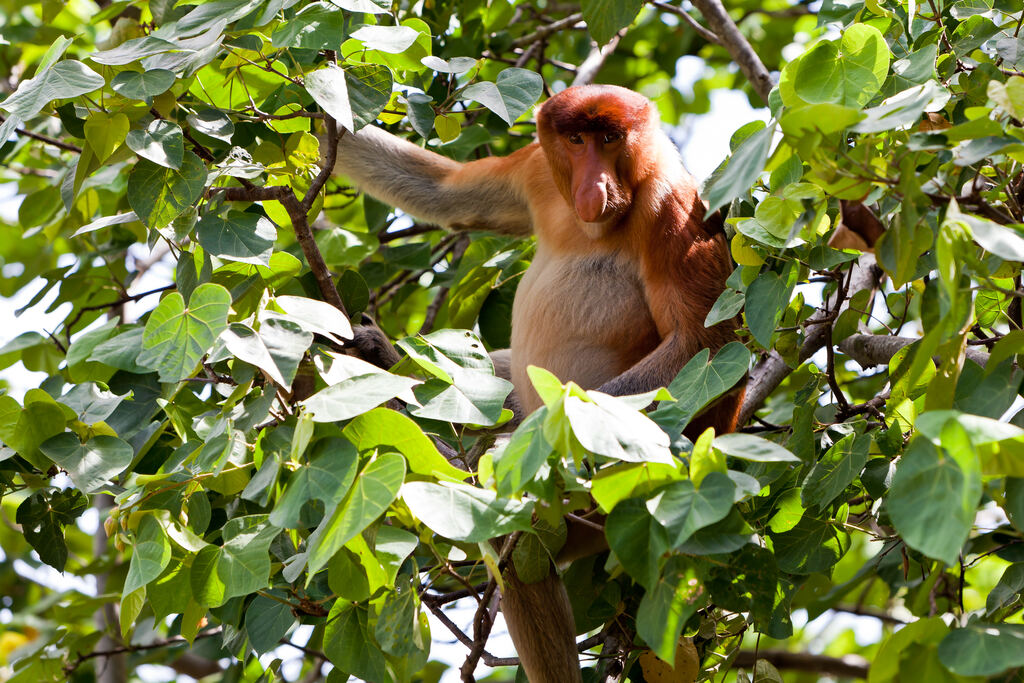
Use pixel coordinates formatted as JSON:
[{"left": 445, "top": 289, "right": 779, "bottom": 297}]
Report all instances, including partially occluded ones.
[{"left": 537, "top": 86, "right": 662, "bottom": 227}]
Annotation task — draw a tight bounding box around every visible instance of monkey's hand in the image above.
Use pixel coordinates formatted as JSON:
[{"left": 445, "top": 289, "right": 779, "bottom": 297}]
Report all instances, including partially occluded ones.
[{"left": 345, "top": 316, "right": 402, "bottom": 369}]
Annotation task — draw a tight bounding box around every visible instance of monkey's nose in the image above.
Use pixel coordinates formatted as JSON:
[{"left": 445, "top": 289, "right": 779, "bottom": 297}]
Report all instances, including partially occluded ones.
[{"left": 574, "top": 181, "right": 608, "bottom": 222}]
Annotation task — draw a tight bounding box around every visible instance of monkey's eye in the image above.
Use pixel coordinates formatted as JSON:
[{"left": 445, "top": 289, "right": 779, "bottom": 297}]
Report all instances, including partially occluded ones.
[
  {"left": 603, "top": 132, "right": 621, "bottom": 144},
  {"left": 567, "top": 133, "right": 584, "bottom": 145}
]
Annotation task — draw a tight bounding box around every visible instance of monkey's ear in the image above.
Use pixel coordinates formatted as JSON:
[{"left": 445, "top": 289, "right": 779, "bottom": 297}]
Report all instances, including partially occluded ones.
[{"left": 703, "top": 208, "right": 726, "bottom": 235}]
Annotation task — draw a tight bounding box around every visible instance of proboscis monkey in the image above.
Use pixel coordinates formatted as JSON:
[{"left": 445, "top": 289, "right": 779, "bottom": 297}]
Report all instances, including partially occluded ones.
[{"left": 331, "top": 84, "right": 742, "bottom": 682}]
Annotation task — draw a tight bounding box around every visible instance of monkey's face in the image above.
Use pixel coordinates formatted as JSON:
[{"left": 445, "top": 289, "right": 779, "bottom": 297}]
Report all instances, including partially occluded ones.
[{"left": 561, "top": 130, "right": 633, "bottom": 226}]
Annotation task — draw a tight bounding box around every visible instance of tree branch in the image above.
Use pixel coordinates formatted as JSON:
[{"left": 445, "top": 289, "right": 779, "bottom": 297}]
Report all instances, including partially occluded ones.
[
  {"left": 509, "top": 13, "right": 584, "bottom": 49},
  {"left": 734, "top": 650, "right": 869, "bottom": 679},
  {"left": 650, "top": 1, "right": 722, "bottom": 45},
  {"left": 572, "top": 34, "right": 623, "bottom": 86},
  {"left": 739, "top": 255, "right": 883, "bottom": 425},
  {"left": 839, "top": 333, "right": 991, "bottom": 369},
  {"left": 688, "top": 0, "right": 775, "bottom": 103},
  {"left": 215, "top": 185, "right": 347, "bottom": 314}
]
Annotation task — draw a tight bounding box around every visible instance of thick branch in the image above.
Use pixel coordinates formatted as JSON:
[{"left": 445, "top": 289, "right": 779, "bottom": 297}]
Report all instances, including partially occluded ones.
[
  {"left": 839, "top": 333, "right": 990, "bottom": 368},
  {"left": 216, "top": 185, "right": 347, "bottom": 314},
  {"left": 739, "top": 254, "right": 883, "bottom": 425},
  {"left": 734, "top": 650, "right": 869, "bottom": 679},
  {"left": 688, "top": 0, "right": 775, "bottom": 103}
]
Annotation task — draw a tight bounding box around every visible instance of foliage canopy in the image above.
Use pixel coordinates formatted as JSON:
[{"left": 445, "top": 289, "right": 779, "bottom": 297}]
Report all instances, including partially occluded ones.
[{"left": 1, "top": 0, "right": 1024, "bottom": 681}]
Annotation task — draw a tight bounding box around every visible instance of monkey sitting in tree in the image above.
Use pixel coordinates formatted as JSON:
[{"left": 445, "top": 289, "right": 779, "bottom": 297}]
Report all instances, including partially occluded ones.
[{"left": 329, "top": 84, "right": 742, "bottom": 683}]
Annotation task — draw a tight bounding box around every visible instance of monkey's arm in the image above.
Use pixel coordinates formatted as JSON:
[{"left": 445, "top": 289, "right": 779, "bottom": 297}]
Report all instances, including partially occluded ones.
[{"left": 332, "top": 125, "right": 535, "bottom": 236}]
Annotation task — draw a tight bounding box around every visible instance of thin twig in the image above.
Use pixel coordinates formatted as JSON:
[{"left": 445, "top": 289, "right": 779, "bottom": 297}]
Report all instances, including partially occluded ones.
[
  {"left": 650, "top": 1, "right": 722, "bottom": 45},
  {"left": 0, "top": 116, "right": 82, "bottom": 153}
]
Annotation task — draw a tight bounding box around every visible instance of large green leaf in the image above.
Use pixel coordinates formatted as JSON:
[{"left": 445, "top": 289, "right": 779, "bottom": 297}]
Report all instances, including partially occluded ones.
[
  {"left": 703, "top": 123, "right": 774, "bottom": 212},
  {"left": 342, "top": 408, "right": 466, "bottom": 481},
  {"left": 636, "top": 557, "right": 706, "bottom": 666},
  {"left": 39, "top": 433, "right": 133, "bottom": 493},
  {"left": 111, "top": 69, "right": 175, "bottom": 100},
  {"left": 714, "top": 433, "right": 800, "bottom": 462},
  {"left": 195, "top": 211, "right": 277, "bottom": 266},
  {"left": 302, "top": 373, "right": 420, "bottom": 422},
  {"left": 647, "top": 472, "right": 735, "bottom": 546},
  {"left": 268, "top": 439, "right": 358, "bottom": 528},
  {"left": 306, "top": 454, "right": 406, "bottom": 575},
  {"left": 888, "top": 434, "right": 981, "bottom": 565},
  {"left": 305, "top": 64, "right": 354, "bottom": 132},
  {"left": 0, "top": 60, "right": 104, "bottom": 119},
  {"left": 323, "top": 602, "right": 390, "bottom": 682},
  {"left": 190, "top": 518, "right": 277, "bottom": 607},
  {"left": 123, "top": 515, "right": 172, "bottom": 595},
  {"left": 137, "top": 283, "right": 232, "bottom": 382},
  {"left": 126, "top": 120, "right": 185, "bottom": 169},
  {"left": 401, "top": 481, "right": 533, "bottom": 542},
  {"left": 458, "top": 68, "right": 543, "bottom": 124},
  {"left": 127, "top": 152, "right": 206, "bottom": 229},
  {"left": 580, "top": 0, "right": 644, "bottom": 44},
  {"left": 801, "top": 433, "right": 870, "bottom": 510},
  {"left": 794, "top": 24, "right": 890, "bottom": 106},
  {"left": 744, "top": 270, "right": 790, "bottom": 348},
  {"left": 938, "top": 624, "right": 1024, "bottom": 676},
  {"left": 771, "top": 513, "right": 850, "bottom": 574},
  {"left": 15, "top": 489, "right": 87, "bottom": 571},
  {"left": 606, "top": 497, "right": 670, "bottom": 588}
]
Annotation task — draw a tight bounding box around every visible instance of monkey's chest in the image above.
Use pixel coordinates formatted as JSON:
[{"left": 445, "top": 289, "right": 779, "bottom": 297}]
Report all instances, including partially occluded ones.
[{"left": 509, "top": 252, "right": 660, "bottom": 409}]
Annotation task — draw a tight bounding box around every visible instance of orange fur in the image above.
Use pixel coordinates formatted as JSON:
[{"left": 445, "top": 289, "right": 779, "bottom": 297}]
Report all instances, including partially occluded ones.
[{"left": 333, "top": 84, "right": 743, "bottom": 682}]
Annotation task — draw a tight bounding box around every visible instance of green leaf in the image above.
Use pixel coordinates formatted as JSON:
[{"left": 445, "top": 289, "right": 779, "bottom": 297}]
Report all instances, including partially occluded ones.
[
  {"left": 581, "top": 0, "right": 644, "bottom": 44},
  {"left": 190, "top": 519, "right": 277, "bottom": 607},
  {"left": 244, "top": 593, "right": 295, "bottom": 654},
  {"left": 127, "top": 152, "right": 206, "bottom": 228},
  {"left": 938, "top": 624, "right": 1024, "bottom": 676},
  {"left": 647, "top": 472, "right": 735, "bottom": 546},
  {"left": 458, "top": 67, "right": 543, "bottom": 125},
  {"left": 302, "top": 373, "right": 420, "bottom": 422},
  {"left": 123, "top": 515, "right": 172, "bottom": 595},
  {"left": 268, "top": 439, "right": 358, "bottom": 528},
  {"left": 195, "top": 211, "right": 277, "bottom": 265},
  {"left": 0, "top": 60, "right": 104, "bottom": 119},
  {"left": 374, "top": 580, "right": 422, "bottom": 656},
  {"left": 111, "top": 69, "right": 175, "bottom": 100},
  {"left": 347, "top": 64, "right": 393, "bottom": 131},
  {"left": 606, "top": 497, "right": 670, "bottom": 588},
  {"left": 888, "top": 435, "right": 981, "bottom": 565},
  {"left": 987, "top": 563, "right": 1024, "bottom": 614},
  {"left": 704, "top": 123, "right": 774, "bottom": 213},
  {"left": 342, "top": 408, "right": 466, "bottom": 481},
  {"left": 0, "top": 394, "right": 68, "bottom": 469},
  {"left": 704, "top": 289, "right": 745, "bottom": 327},
  {"left": 794, "top": 24, "right": 890, "bottom": 106},
  {"left": 274, "top": 295, "right": 352, "bottom": 342},
  {"left": 744, "top": 271, "right": 790, "bottom": 347},
  {"left": 852, "top": 81, "right": 949, "bottom": 134},
  {"left": 493, "top": 409, "right": 553, "bottom": 497},
  {"left": 771, "top": 513, "right": 850, "bottom": 574},
  {"left": 84, "top": 112, "right": 129, "bottom": 162},
  {"left": 801, "top": 433, "right": 870, "bottom": 510},
  {"left": 946, "top": 199, "right": 1024, "bottom": 261},
  {"left": 324, "top": 602, "right": 390, "bottom": 682},
  {"left": 714, "top": 433, "right": 800, "bottom": 462},
  {"left": 270, "top": 2, "right": 344, "bottom": 50},
  {"left": 650, "top": 342, "right": 750, "bottom": 431},
  {"left": 126, "top": 120, "right": 184, "bottom": 169},
  {"left": 306, "top": 454, "right": 406, "bottom": 575},
  {"left": 350, "top": 24, "right": 420, "bottom": 52},
  {"left": 39, "top": 433, "right": 133, "bottom": 493},
  {"left": 564, "top": 392, "right": 674, "bottom": 464},
  {"left": 305, "top": 63, "right": 354, "bottom": 132},
  {"left": 15, "top": 489, "right": 87, "bottom": 571},
  {"left": 138, "top": 283, "right": 232, "bottom": 382},
  {"left": 636, "top": 557, "right": 706, "bottom": 666},
  {"left": 401, "top": 481, "right": 533, "bottom": 542}
]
